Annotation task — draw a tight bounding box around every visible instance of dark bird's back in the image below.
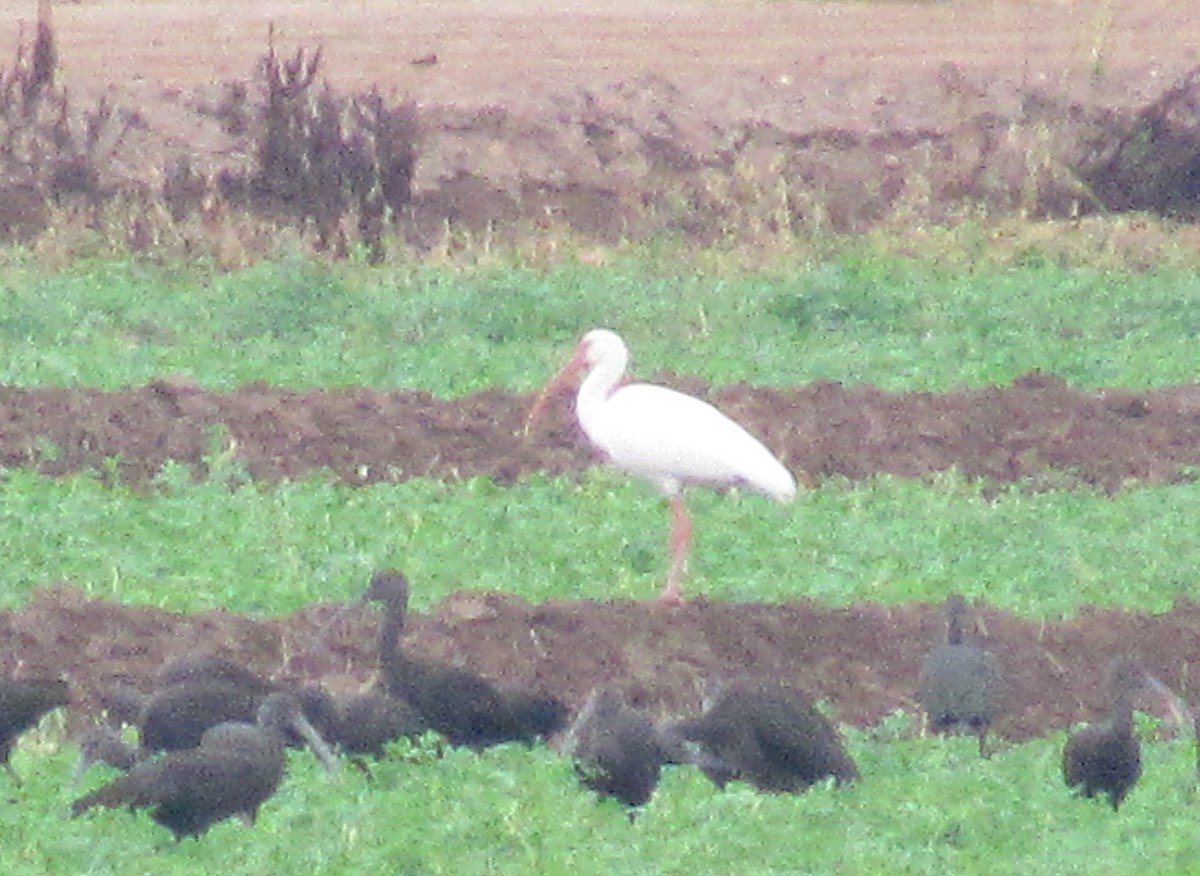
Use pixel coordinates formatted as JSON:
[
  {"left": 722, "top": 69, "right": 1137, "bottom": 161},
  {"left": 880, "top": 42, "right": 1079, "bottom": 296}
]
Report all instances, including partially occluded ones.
[
  {"left": 663, "top": 678, "right": 858, "bottom": 793},
  {"left": 564, "top": 689, "right": 668, "bottom": 809},
  {"left": 157, "top": 655, "right": 276, "bottom": 694},
  {"left": 917, "top": 594, "right": 1005, "bottom": 756},
  {"left": 1063, "top": 658, "right": 1159, "bottom": 810},
  {"left": 0, "top": 677, "right": 70, "bottom": 784}
]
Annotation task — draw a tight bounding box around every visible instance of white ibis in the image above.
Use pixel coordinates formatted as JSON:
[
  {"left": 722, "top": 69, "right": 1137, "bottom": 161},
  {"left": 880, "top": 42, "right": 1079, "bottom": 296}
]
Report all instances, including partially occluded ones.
[{"left": 527, "top": 329, "right": 797, "bottom": 604}]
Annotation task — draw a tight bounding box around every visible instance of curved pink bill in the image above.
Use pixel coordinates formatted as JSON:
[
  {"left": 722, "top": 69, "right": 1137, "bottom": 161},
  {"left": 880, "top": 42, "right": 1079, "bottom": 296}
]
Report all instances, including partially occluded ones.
[{"left": 523, "top": 344, "right": 588, "bottom": 436}]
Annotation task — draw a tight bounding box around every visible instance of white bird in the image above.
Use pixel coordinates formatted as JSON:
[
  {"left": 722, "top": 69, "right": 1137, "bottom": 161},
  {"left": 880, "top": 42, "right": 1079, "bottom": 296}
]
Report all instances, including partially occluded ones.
[{"left": 527, "top": 329, "right": 797, "bottom": 604}]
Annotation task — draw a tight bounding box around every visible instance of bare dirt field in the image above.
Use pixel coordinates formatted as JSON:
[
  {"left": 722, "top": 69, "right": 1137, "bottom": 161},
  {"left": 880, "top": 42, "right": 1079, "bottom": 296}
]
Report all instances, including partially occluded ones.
[{"left": 2, "top": 0, "right": 1200, "bottom": 746}]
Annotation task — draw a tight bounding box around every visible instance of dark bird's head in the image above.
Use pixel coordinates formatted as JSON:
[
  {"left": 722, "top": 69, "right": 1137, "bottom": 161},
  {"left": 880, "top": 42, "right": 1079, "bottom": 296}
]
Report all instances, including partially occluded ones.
[
  {"left": 363, "top": 570, "right": 410, "bottom": 610},
  {"left": 72, "top": 723, "right": 140, "bottom": 786},
  {"left": 250, "top": 691, "right": 341, "bottom": 777}
]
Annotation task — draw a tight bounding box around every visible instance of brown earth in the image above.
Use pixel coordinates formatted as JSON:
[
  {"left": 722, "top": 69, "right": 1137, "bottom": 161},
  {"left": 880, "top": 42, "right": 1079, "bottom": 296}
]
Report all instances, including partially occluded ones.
[
  {"left": 4, "top": 374, "right": 1200, "bottom": 745},
  {"left": 5, "top": 371, "right": 1200, "bottom": 492},
  {"left": 4, "top": 0, "right": 1200, "bottom": 253}
]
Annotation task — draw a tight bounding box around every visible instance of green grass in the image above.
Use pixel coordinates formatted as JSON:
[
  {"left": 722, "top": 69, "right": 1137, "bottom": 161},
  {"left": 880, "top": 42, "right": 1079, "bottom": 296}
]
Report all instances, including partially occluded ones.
[
  {"left": 8, "top": 718, "right": 1200, "bottom": 875},
  {"left": 0, "top": 466, "right": 1196, "bottom": 617},
  {"left": 3, "top": 247, "right": 1200, "bottom": 392},
  {"left": 3, "top": 236, "right": 1200, "bottom": 872}
]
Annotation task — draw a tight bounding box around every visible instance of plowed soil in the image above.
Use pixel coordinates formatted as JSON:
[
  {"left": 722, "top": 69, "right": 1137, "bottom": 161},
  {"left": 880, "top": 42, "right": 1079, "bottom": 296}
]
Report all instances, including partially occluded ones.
[{"left": 3, "top": 375, "right": 1200, "bottom": 745}]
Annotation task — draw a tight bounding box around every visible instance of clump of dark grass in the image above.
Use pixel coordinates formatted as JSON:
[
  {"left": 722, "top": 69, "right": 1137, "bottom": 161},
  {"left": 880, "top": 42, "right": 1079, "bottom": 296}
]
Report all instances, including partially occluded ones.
[
  {"left": 213, "top": 28, "right": 419, "bottom": 264},
  {"left": 5, "top": 10, "right": 1200, "bottom": 265},
  {"left": 0, "top": 14, "right": 420, "bottom": 264},
  {"left": 0, "top": 0, "right": 141, "bottom": 244}
]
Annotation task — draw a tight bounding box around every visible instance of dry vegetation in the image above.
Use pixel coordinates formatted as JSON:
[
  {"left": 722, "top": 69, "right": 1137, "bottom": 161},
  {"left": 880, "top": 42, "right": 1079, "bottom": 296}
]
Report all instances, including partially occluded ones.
[{"left": 2, "top": 6, "right": 1200, "bottom": 263}]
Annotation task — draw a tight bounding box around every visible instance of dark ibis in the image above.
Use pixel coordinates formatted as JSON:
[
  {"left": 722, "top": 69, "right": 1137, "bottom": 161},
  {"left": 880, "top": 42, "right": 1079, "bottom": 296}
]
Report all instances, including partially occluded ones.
[
  {"left": 72, "top": 691, "right": 338, "bottom": 840},
  {"left": 661, "top": 677, "right": 858, "bottom": 793},
  {"left": 363, "top": 570, "right": 568, "bottom": 748},
  {"left": 916, "top": 594, "right": 1006, "bottom": 756},
  {"left": 563, "top": 688, "right": 669, "bottom": 810},
  {"left": 1063, "top": 657, "right": 1171, "bottom": 810},
  {"left": 103, "top": 654, "right": 340, "bottom": 755}
]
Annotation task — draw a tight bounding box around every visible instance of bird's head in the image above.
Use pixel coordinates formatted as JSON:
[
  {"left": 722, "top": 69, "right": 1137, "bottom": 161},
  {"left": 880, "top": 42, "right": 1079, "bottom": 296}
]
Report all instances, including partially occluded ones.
[
  {"left": 363, "top": 570, "right": 410, "bottom": 609},
  {"left": 1107, "top": 657, "right": 1188, "bottom": 730},
  {"left": 576, "top": 329, "right": 625, "bottom": 367},
  {"left": 524, "top": 329, "right": 627, "bottom": 436}
]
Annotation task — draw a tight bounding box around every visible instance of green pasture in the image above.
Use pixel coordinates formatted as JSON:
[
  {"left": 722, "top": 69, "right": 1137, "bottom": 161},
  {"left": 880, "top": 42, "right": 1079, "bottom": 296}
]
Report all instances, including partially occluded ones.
[
  {"left": 0, "top": 467, "right": 1196, "bottom": 616},
  {"left": 2, "top": 233, "right": 1200, "bottom": 872},
  {"left": 7, "top": 718, "right": 1200, "bottom": 876},
  {"left": 1, "top": 235, "right": 1200, "bottom": 393}
]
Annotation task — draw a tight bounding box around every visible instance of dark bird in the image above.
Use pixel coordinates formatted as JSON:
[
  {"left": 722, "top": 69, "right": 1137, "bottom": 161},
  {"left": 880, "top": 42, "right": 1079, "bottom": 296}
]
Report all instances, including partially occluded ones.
[
  {"left": 72, "top": 723, "right": 141, "bottom": 786},
  {"left": 0, "top": 677, "right": 70, "bottom": 785},
  {"left": 157, "top": 654, "right": 277, "bottom": 694},
  {"left": 104, "top": 655, "right": 341, "bottom": 755},
  {"left": 916, "top": 594, "right": 1005, "bottom": 756},
  {"left": 563, "top": 688, "right": 669, "bottom": 810},
  {"left": 331, "top": 690, "right": 428, "bottom": 758},
  {"left": 363, "top": 570, "right": 568, "bottom": 748},
  {"left": 72, "top": 691, "right": 338, "bottom": 840},
  {"left": 1063, "top": 658, "right": 1168, "bottom": 810},
  {"left": 661, "top": 678, "right": 858, "bottom": 793}
]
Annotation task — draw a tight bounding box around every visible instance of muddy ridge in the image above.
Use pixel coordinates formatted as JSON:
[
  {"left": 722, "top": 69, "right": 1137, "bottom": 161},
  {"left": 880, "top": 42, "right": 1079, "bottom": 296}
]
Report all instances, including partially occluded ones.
[{"left": 2, "top": 373, "right": 1199, "bottom": 491}]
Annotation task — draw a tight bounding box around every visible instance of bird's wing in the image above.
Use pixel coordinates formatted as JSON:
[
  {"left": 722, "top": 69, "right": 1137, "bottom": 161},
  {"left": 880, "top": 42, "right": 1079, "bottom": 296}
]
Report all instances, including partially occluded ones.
[{"left": 592, "top": 384, "right": 794, "bottom": 499}]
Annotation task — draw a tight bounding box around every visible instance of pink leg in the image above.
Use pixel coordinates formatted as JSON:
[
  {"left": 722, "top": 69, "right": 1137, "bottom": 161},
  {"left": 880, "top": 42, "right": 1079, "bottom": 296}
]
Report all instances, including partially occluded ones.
[{"left": 659, "top": 495, "right": 692, "bottom": 605}]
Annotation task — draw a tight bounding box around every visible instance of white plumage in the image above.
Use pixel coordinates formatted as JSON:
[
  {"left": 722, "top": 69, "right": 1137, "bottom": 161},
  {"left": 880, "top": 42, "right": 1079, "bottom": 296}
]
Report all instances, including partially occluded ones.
[{"left": 530, "top": 329, "right": 797, "bottom": 603}]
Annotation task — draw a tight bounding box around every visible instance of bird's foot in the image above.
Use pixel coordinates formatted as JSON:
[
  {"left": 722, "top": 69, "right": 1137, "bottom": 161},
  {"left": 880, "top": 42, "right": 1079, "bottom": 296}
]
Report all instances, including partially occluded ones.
[{"left": 656, "top": 586, "right": 685, "bottom": 607}]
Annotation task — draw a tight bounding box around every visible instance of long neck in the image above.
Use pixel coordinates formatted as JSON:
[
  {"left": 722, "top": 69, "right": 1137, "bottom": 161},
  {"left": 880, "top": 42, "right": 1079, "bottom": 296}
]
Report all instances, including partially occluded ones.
[
  {"left": 376, "top": 599, "right": 429, "bottom": 700},
  {"left": 376, "top": 600, "right": 405, "bottom": 670},
  {"left": 1110, "top": 683, "right": 1134, "bottom": 737},
  {"left": 945, "top": 601, "right": 967, "bottom": 647},
  {"left": 575, "top": 345, "right": 627, "bottom": 438}
]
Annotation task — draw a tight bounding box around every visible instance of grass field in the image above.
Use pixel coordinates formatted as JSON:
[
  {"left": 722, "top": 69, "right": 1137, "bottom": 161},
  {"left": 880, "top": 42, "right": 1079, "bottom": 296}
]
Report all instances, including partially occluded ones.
[
  {"left": 0, "top": 467, "right": 1196, "bottom": 616},
  {"left": 3, "top": 229, "right": 1200, "bottom": 873},
  {"left": 3, "top": 229, "right": 1200, "bottom": 393},
  {"left": 10, "top": 716, "right": 1200, "bottom": 875}
]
